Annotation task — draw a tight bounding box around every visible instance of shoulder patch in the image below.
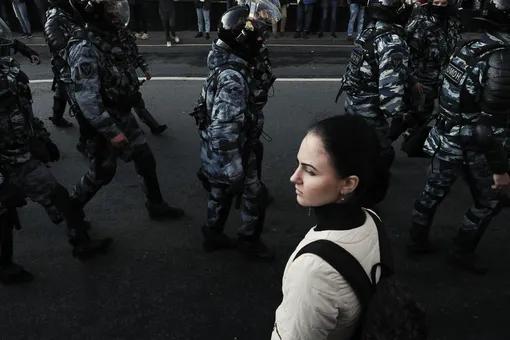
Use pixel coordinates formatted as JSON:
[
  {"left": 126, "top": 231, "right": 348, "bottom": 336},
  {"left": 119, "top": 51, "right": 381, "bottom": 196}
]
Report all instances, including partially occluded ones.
[
  {"left": 79, "top": 62, "right": 93, "bottom": 78},
  {"left": 390, "top": 53, "right": 404, "bottom": 71}
]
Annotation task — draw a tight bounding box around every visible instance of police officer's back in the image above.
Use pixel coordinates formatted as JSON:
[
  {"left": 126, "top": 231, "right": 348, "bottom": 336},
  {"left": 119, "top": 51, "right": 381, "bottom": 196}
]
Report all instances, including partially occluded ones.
[
  {"left": 341, "top": 0, "right": 410, "bottom": 171},
  {"left": 410, "top": 0, "right": 510, "bottom": 274}
]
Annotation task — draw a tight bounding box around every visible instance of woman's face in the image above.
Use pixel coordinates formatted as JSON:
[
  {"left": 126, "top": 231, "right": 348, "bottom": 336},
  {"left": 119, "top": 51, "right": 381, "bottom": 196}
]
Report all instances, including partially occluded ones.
[{"left": 290, "top": 133, "right": 358, "bottom": 207}]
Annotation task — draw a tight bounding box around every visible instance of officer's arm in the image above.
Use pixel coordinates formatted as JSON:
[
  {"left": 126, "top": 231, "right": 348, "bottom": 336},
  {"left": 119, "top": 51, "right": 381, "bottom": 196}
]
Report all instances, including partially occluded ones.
[
  {"left": 44, "top": 16, "right": 67, "bottom": 54},
  {"left": 68, "top": 43, "right": 122, "bottom": 139},
  {"left": 209, "top": 70, "right": 248, "bottom": 183},
  {"left": 11, "top": 39, "right": 38, "bottom": 60},
  {"left": 405, "top": 19, "right": 424, "bottom": 86},
  {"left": 378, "top": 36, "right": 410, "bottom": 118},
  {"left": 136, "top": 55, "right": 149, "bottom": 73}
]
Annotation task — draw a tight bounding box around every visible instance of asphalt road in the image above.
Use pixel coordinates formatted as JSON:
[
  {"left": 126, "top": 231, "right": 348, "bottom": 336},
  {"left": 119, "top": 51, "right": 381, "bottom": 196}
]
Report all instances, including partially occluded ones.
[{"left": 0, "top": 41, "right": 508, "bottom": 340}]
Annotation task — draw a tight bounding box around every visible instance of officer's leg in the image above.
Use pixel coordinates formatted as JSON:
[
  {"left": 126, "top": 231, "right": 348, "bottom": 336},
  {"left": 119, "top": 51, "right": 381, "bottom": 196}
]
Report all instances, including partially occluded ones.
[
  {"left": 75, "top": 112, "right": 92, "bottom": 158},
  {"left": 132, "top": 91, "right": 167, "bottom": 135},
  {"left": 252, "top": 140, "right": 274, "bottom": 207},
  {"left": 410, "top": 157, "right": 460, "bottom": 253},
  {"left": 49, "top": 80, "right": 73, "bottom": 128},
  {"left": 71, "top": 136, "right": 118, "bottom": 207},
  {"left": 11, "top": 159, "right": 112, "bottom": 260},
  {"left": 238, "top": 151, "right": 274, "bottom": 260},
  {"left": 0, "top": 211, "right": 34, "bottom": 284},
  {"left": 202, "top": 185, "right": 237, "bottom": 252},
  {"left": 451, "top": 161, "right": 504, "bottom": 274},
  {"left": 131, "top": 143, "right": 184, "bottom": 219},
  {"left": 368, "top": 116, "right": 395, "bottom": 169}
]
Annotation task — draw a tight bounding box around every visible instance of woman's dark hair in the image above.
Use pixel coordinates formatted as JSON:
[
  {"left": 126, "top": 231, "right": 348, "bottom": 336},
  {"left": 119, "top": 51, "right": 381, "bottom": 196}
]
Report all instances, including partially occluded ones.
[{"left": 308, "top": 115, "right": 391, "bottom": 208}]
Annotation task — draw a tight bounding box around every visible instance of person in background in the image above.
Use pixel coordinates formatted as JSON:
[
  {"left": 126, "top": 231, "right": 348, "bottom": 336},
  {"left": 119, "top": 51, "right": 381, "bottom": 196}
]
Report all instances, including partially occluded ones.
[
  {"left": 34, "top": 0, "right": 47, "bottom": 26},
  {"left": 347, "top": 0, "right": 365, "bottom": 40},
  {"left": 130, "top": 0, "right": 148, "bottom": 39},
  {"left": 294, "top": 0, "right": 315, "bottom": 39},
  {"left": 318, "top": 0, "right": 338, "bottom": 38},
  {"left": 159, "top": 0, "right": 179, "bottom": 47},
  {"left": 11, "top": 0, "right": 32, "bottom": 38},
  {"left": 272, "top": 0, "right": 288, "bottom": 37},
  {"left": 194, "top": 0, "right": 210, "bottom": 40},
  {"left": 271, "top": 115, "right": 389, "bottom": 339}
]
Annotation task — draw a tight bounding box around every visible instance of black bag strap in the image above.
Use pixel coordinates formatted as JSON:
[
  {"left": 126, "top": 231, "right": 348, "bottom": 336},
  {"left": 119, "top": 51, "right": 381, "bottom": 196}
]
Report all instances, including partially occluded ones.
[
  {"left": 294, "top": 239, "right": 373, "bottom": 307},
  {"left": 363, "top": 208, "right": 394, "bottom": 276}
]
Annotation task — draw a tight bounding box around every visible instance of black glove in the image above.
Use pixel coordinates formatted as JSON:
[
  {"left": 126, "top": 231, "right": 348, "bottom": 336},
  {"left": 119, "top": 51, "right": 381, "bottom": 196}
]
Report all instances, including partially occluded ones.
[
  {"left": 0, "top": 182, "right": 27, "bottom": 209},
  {"left": 45, "top": 140, "right": 60, "bottom": 162}
]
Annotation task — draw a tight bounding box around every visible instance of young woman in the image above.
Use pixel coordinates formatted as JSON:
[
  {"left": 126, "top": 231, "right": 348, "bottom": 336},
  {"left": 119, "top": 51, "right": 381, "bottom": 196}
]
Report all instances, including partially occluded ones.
[{"left": 271, "top": 115, "right": 390, "bottom": 339}]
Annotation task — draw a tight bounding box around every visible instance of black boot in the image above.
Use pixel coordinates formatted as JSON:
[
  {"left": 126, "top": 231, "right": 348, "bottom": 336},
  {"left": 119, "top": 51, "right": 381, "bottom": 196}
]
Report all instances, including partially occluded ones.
[
  {"left": 135, "top": 108, "right": 167, "bottom": 135},
  {"left": 407, "top": 223, "right": 438, "bottom": 254},
  {"left": 238, "top": 235, "right": 274, "bottom": 261},
  {"left": 49, "top": 115, "right": 73, "bottom": 127},
  {"left": 202, "top": 225, "right": 237, "bottom": 252},
  {"left": 0, "top": 262, "right": 34, "bottom": 284},
  {"left": 195, "top": 32, "right": 203, "bottom": 38},
  {"left": 68, "top": 224, "right": 113, "bottom": 261},
  {"left": 146, "top": 201, "right": 184, "bottom": 220},
  {"left": 448, "top": 229, "right": 487, "bottom": 275}
]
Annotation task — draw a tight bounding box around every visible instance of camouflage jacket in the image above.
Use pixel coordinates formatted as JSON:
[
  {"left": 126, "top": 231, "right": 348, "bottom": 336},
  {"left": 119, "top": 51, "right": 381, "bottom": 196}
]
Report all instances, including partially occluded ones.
[
  {"left": 343, "top": 21, "right": 409, "bottom": 119},
  {"left": 116, "top": 28, "right": 149, "bottom": 73},
  {"left": 405, "top": 12, "right": 461, "bottom": 87},
  {"left": 424, "top": 33, "right": 508, "bottom": 168},
  {"left": 65, "top": 30, "right": 137, "bottom": 140},
  {"left": 199, "top": 41, "right": 260, "bottom": 185},
  {"left": 0, "top": 57, "right": 50, "bottom": 166}
]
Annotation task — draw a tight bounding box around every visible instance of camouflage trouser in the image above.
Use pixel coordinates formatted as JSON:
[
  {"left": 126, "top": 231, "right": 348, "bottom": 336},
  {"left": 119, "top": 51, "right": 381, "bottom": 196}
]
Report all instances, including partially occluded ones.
[
  {"left": 52, "top": 79, "right": 68, "bottom": 120},
  {"left": 412, "top": 156, "right": 503, "bottom": 249},
  {"left": 71, "top": 113, "right": 164, "bottom": 207},
  {"left": 205, "top": 150, "right": 267, "bottom": 237},
  {"left": 2, "top": 158, "right": 63, "bottom": 224},
  {"left": 344, "top": 108, "right": 394, "bottom": 168},
  {"left": 408, "top": 84, "right": 437, "bottom": 123}
]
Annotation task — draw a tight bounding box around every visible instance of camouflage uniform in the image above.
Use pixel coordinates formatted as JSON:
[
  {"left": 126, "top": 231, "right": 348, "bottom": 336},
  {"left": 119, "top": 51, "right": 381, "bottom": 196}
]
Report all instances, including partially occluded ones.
[
  {"left": 405, "top": 10, "right": 461, "bottom": 121},
  {"left": 44, "top": 6, "right": 77, "bottom": 128},
  {"left": 196, "top": 41, "right": 268, "bottom": 245},
  {"left": 342, "top": 20, "right": 410, "bottom": 168},
  {"left": 0, "top": 56, "right": 110, "bottom": 259},
  {"left": 411, "top": 33, "right": 510, "bottom": 271},
  {"left": 114, "top": 29, "right": 167, "bottom": 135},
  {"left": 64, "top": 29, "right": 183, "bottom": 219}
]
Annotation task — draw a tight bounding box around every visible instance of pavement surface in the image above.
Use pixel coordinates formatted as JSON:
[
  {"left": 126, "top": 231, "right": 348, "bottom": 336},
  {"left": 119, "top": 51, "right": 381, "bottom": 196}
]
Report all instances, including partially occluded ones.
[{"left": 0, "top": 33, "right": 508, "bottom": 340}]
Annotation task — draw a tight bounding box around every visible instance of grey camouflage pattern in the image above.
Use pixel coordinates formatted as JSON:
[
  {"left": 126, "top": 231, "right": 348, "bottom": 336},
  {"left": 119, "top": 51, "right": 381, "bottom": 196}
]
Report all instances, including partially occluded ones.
[
  {"left": 412, "top": 156, "right": 502, "bottom": 233},
  {"left": 405, "top": 12, "right": 461, "bottom": 87},
  {"left": 423, "top": 33, "right": 507, "bottom": 163}
]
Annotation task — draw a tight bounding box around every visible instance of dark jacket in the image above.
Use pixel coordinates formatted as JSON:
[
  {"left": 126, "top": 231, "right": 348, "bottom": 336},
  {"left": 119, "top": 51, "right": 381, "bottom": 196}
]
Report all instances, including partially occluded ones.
[{"left": 194, "top": 0, "right": 211, "bottom": 10}]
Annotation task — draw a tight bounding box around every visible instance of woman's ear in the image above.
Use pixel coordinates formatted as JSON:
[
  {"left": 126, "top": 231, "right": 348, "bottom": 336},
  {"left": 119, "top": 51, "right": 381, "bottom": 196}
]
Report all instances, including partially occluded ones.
[{"left": 340, "top": 175, "right": 359, "bottom": 195}]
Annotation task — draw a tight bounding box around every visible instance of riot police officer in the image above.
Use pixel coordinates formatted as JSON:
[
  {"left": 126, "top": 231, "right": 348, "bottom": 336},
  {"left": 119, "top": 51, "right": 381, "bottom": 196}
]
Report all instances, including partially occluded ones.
[
  {"left": 115, "top": 27, "right": 167, "bottom": 135},
  {"left": 0, "top": 36, "right": 40, "bottom": 64},
  {"left": 64, "top": 0, "right": 184, "bottom": 220},
  {"left": 409, "top": 0, "right": 510, "bottom": 274},
  {"left": 339, "top": 0, "right": 411, "bottom": 171},
  {"left": 45, "top": 0, "right": 75, "bottom": 128},
  {"left": 191, "top": 0, "right": 281, "bottom": 260},
  {"left": 0, "top": 19, "right": 112, "bottom": 261},
  {"left": 405, "top": 0, "right": 461, "bottom": 124}
]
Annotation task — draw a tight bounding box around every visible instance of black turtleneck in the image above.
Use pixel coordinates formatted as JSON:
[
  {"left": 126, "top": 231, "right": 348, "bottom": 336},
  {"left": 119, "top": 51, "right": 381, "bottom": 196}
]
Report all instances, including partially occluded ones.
[{"left": 313, "top": 202, "right": 366, "bottom": 231}]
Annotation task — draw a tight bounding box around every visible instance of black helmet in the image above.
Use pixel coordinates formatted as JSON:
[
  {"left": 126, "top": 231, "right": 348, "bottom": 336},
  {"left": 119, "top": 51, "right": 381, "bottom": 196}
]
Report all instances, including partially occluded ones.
[
  {"left": 366, "top": 0, "right": 406, "bottom": 22},
  {"left": 428, "top": 0, "right": 460, "bottom": 17},
  {"left": 472, "top": 0, "right": 510, "bottom": 31},
  {"left": 70, "top": 0, "right": 130, "bottom": 30},
  {"left": 217, "top": 0, "right": 281, "bottom": 60}
]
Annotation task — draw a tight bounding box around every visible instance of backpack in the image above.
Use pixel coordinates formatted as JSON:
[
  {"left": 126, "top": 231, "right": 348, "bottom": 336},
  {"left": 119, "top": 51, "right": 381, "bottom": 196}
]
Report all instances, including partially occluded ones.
[{"left": 293, "top": 209, "right": 428, "bottom": 340}]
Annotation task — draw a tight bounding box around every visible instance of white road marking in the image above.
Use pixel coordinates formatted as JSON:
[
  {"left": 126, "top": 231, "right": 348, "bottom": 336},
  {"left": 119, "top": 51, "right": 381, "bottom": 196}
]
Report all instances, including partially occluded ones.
[
  {"left": 30, "top": 77, "right": 342, "bottom": 84},
  {"left": 25, "top": 43, "right": 351, "bottom": 48}
]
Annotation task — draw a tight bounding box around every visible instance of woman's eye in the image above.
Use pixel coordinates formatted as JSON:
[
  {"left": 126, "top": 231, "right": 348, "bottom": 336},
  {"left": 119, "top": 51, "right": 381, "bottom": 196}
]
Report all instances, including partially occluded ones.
[{"left": 304, "top": 169, "right": 316, "bottom": 176}]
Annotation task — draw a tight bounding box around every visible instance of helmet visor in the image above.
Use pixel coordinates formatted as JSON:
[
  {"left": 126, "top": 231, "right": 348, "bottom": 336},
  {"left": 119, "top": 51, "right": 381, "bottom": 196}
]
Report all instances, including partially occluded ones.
[
  {"left": 0, "top": 18, "right": 13, "bottom": 47},
  {"left": 104, "top": 0, "right": 130, "bottom": 28},
  {"left": 248, "top": 0, "right": 282, "bottom": 26}
]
